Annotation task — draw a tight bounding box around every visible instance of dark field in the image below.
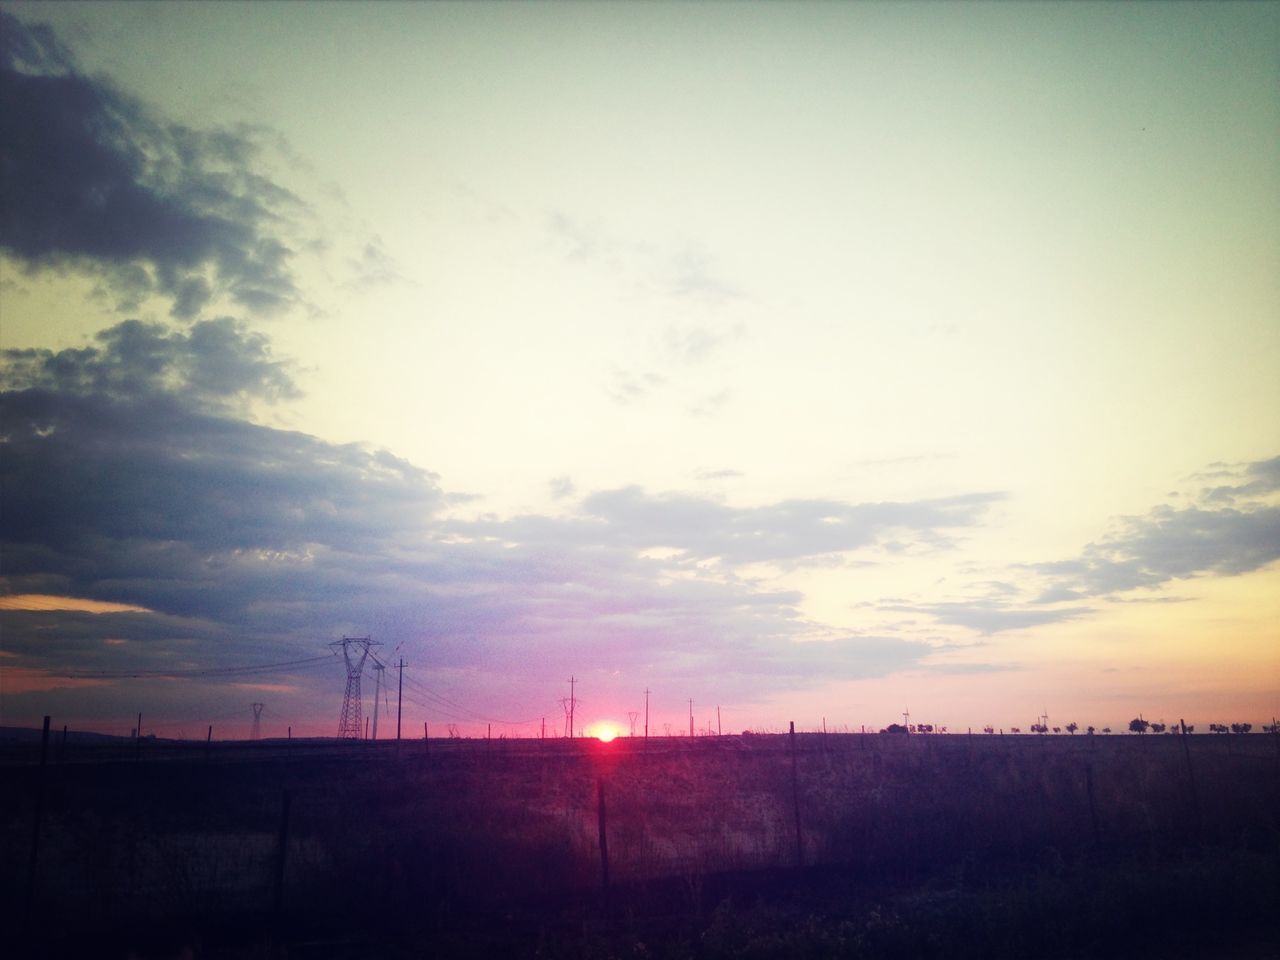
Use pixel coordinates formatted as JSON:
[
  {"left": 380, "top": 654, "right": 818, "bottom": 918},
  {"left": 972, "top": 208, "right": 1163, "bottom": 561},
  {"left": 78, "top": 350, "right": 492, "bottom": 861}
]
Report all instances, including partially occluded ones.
[{"left": 3, "top": 730, "right": 1278, "bottom": 959}]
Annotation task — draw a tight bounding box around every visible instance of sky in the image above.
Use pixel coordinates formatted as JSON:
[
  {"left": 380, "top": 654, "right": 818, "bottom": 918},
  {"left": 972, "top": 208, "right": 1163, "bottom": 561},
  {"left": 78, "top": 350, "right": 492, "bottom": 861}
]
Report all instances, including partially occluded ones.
[{"left": 1, "top": 1, "right": 1277, "bottom": 740}]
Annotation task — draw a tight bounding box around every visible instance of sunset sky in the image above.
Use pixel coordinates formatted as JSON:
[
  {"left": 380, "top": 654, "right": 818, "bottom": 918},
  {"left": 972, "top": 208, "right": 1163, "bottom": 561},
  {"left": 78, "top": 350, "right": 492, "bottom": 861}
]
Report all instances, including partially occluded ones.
[{"left": 2, "top": 1, "right": 1277, "bottom": 740}]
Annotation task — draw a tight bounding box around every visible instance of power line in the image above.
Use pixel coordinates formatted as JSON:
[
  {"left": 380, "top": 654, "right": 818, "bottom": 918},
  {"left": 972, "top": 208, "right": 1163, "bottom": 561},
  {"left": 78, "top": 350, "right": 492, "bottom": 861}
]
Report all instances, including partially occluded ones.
[{"left": 60, "top": 654, "right": 336, "bottom": 681}]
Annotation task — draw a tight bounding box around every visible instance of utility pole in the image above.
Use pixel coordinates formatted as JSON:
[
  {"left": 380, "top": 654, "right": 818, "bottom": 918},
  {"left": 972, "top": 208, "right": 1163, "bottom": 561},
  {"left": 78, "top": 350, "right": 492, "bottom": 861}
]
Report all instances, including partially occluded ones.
[
  {"left": 396, "top": 659, "right": 403, "bottom": 742},
  {"left": 717, "top": 705, "right": 722, "bottom": 737},
  {"left": 688, "top": 699, "right": 694, "bottom": 737},
  {"left": 251, "top": 702, "right": 264, "bottom": 741},
  {"left": 568, "top": 676, "right": 578, "bottom": 739},
  {"left": 644, "top": 688, "right": 650, "bottom": 740},
  {"left": 628, "top": 712, "right": 639, "bottom": 737},
  {"left": 371, "top": 661, "right": 385, "bottom": 740}
]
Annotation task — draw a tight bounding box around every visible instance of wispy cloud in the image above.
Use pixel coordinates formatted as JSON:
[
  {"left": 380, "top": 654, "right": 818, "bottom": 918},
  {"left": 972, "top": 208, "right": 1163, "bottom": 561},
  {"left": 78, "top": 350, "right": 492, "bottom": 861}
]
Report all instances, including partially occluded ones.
[
  {"left": 877, "top": 457, "right": 1280, "bottom": 634},
  {"left": 459, "top": 486, "right": 1003, "bottom": 567}
]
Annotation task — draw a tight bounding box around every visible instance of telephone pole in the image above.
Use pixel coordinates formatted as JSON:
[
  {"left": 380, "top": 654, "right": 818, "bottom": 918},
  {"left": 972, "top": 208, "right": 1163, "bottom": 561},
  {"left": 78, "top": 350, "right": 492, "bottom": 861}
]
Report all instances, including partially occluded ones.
[
  {"left": 688, "top": 699, "right": 694, "bottom": 737},
  {"left": 396, "top": 658, "right": 404, "bottom": 742},
  {"left": 568, "top": 676, "right": 578, "bottom": 739},
  {"left": 371, "top": 661, "right": 385, "bottom": 740},
  {"left": 717, "top": 705, "right": 722, "bottom": 737},
  {"left": 644, "top": 688, "right": 650, "bottom": 740}
]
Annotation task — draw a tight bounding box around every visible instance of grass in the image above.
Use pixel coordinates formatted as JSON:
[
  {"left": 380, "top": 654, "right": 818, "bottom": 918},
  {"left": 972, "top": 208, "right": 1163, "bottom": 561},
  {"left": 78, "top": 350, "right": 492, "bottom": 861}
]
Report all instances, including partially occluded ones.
[{"left": 2, "top": 731, "right": 1277, "bottom": 957}]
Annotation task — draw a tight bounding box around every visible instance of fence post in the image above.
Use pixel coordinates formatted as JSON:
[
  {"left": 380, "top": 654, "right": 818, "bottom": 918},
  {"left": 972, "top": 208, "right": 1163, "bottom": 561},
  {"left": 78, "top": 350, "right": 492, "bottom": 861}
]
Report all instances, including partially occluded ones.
[
  {"left": 26, "top": 715, "right": 51, "bottom": 918},
  {"left": 1179, "top": 719, "right": 1201, "bottom": 838},
  {"left": 789, "top": 721, "right": 803, "bottom": 867}
]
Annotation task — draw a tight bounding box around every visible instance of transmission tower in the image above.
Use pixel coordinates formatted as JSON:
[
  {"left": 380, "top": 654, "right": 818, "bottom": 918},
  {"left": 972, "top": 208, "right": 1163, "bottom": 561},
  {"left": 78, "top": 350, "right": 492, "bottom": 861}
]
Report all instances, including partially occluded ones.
[
  {"left": 565, "top": 676, "right": 579, "bottom": 738},
  {"left": 628, "top": 711, "right": 639, "bottom": 737},
  {"left": 331, "top": 636, "right": 380, "bottom": 739},
  {"left": 251, "top": 702, "right": 264, "bottom": 741}
]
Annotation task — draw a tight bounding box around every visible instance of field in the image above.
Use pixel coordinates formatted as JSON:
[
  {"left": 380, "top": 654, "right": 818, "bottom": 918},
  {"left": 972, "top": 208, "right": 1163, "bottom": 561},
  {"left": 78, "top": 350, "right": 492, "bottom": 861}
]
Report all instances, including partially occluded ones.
[{"left": 3, "top": 730, "right": 1278, "bottom": 959}]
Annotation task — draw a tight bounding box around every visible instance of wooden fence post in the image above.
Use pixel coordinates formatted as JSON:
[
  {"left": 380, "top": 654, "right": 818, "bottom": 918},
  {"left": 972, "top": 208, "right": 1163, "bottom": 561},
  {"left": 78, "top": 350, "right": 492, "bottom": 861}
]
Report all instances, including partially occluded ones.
[
  {"left": 1180, "top": 719, "right": 1201, "bottom": 837},
  {"left": 790, "top": 721, "right": 803, "bottom": 867}
]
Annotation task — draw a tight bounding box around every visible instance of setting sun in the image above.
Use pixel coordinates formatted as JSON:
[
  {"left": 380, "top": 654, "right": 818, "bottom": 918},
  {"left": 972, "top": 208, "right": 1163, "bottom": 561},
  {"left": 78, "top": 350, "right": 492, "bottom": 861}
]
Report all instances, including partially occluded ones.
[{"left": 590, "top": 723, "right": 620, "bottom": 742}]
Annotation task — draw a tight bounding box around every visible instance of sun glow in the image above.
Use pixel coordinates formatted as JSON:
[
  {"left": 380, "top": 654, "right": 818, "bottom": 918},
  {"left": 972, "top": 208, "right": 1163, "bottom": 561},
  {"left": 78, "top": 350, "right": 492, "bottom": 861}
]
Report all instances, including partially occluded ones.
[{"left": 591, "top": 723, "right": 620, "bottom": 743}]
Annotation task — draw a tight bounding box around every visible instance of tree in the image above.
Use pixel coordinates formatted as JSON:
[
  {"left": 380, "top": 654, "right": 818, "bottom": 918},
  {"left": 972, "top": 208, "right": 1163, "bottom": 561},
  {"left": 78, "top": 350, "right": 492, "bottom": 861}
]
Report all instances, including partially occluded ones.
[
  {"left": 1129, "top": 717, "right": 1150, "bottom": 735},
  {"left": 1066, "top": 722, "right": 1078, "bottom": 735},
  {"left": 1086, "top": 725, "right": 1096, "bottom": 735},
  {"left": 1150, "top": 722, "right": 1167, "bottom": 734},
  {"left": 1102, "top": 727, "right": 1111, "bottom": 734},
  {"left": 983, "top": 726, "right": 995, "bottom": 735}
]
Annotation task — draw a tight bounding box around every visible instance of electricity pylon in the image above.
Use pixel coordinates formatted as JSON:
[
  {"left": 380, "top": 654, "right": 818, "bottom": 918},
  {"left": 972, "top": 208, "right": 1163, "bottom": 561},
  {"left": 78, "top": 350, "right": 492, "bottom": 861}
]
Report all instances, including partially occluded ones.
[
  {"left": 332, "top": 637, "right": 379, "bottom": 739},
  {"left": 251, "top": 702, "right": 263, "bottom": 741}
]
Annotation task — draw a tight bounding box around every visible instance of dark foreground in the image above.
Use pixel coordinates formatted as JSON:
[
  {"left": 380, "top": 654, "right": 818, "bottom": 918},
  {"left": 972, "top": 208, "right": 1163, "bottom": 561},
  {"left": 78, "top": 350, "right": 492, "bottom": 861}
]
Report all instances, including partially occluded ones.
[{"left": 3, "top": 731, "right": 1278, "bottom": 958}]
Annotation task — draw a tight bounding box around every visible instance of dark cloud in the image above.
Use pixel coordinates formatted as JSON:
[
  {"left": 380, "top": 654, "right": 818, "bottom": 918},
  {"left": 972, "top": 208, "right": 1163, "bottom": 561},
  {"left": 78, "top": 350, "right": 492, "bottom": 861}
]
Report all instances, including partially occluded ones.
[
  {"left": 2, "top": 317, "right": 298, "bottom": 410},
  {"left": 0, "top": 11, "right": 301, "bottom": 317}
]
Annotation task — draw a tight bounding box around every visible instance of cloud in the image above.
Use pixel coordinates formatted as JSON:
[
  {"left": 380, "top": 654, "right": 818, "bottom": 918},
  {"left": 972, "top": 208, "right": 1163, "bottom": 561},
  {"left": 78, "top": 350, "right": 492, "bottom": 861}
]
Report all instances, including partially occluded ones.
[
  {"left": 884, "top": 601, "right": 1091, "bottom": 635},
  {"left": 456, "top": 487, "right": 1001, "bottom": 567},
  {"left": 345, "top": 236, "right": 403, "bottom": 291},
  {"left": 0, "top": 11, "right": 302, "bottom": 318},
  {"left": 3, "top": 317, "right": 299, "bottom": 410},
  {"left": 880, "top": 456, "right": 1280, "bottom": 635},
  {"left": 607, "top": 367, "right": 666, "bottom": 405},
  {"left": 1035, "top": 459, "right": 1280, "bottom": 598},
  {"left": 2, "top": 318, "right": 964, "bottom": 724}
]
